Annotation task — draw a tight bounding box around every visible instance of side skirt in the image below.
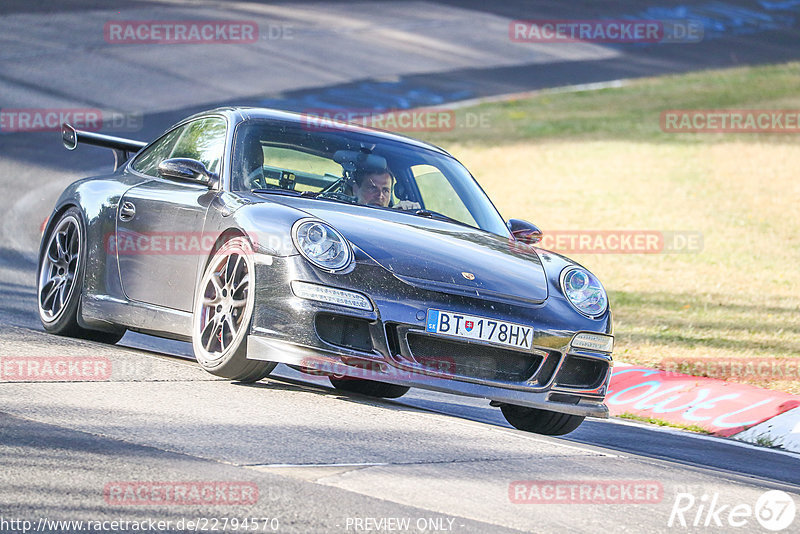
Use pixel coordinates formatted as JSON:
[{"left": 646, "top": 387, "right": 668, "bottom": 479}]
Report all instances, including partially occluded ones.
[{"left": 80, "top": 294, "right": 192, "bottom": 341}]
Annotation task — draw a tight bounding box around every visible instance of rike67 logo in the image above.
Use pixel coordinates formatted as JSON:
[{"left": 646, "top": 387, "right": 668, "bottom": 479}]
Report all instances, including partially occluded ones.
[{"left": 669, "top": 490, "right": 796, "bottom": 531}]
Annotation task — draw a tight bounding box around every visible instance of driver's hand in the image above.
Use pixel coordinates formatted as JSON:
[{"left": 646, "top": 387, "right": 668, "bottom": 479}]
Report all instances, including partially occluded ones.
[{"left": 395, "top": 200, "right": 422, "bottom": 210}]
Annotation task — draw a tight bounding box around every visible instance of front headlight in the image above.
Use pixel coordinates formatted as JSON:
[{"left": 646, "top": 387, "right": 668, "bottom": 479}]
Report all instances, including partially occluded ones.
[
  {"left": 292, "top": 219, "right": 352, "bottom": 271},
  {"left": 560, "top": 267, "right": 608, "bottom": 318}
]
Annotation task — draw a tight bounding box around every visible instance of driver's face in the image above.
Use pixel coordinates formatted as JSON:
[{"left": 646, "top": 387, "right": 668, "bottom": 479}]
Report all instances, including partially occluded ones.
[{"left": 353, "top": 172, "right": 392, "bottom": 207}]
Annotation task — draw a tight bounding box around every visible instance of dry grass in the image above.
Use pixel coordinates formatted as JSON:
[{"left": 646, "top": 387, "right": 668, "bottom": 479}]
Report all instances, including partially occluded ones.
[{"left": 448, "top": 141, "right": 800, "bottom": 392}]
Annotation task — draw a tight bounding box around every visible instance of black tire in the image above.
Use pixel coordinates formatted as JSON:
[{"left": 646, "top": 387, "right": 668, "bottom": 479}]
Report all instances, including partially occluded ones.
[
  {"left": 329, "top": 376, "right": 410, "bottom": 399},
  {"left": 81, "top": 329, "right": 126, "bottom": 344},
  {"left": 37, "top": 207, "right": 125, "bottom": 344},
  {"left": 500, "top": 404, "right": 585, "bottom": 436},
  {"left": 192, "top": 236, "right": 275, "bottom": 382}
]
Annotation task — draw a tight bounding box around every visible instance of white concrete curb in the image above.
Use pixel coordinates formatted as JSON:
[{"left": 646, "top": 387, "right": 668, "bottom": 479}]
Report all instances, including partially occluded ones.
[
  {"left": 611, "top": 361, "right": 800, "bottom": 454},
  {"left": 733, "top": 407, "right": 800, "bottom": 453}
]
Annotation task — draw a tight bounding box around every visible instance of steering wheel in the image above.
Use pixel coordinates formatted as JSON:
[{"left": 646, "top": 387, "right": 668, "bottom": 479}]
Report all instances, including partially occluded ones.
[{"left": 247, "top": 167, "right": 267, "bottom": 190}]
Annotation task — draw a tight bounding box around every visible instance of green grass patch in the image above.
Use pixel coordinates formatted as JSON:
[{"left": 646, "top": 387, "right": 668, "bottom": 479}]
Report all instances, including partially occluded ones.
[
  {"left": 617, "top": 413, "right": 712, "bottom": 434},
  {"left": 418, "top": 62, "right": 800, "bottom": 145}
]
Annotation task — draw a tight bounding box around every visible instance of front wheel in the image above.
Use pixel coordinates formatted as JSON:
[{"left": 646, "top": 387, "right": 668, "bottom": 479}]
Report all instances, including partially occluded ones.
[
  {"left": 500, "top": 404, "right": 585, "bottom": 436},
  {"left": 192, "top": 236, "right": 275, "bottom": 382}
]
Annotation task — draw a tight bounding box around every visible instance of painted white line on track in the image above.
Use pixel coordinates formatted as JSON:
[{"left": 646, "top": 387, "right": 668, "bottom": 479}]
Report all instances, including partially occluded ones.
[
  {"left": 439, "top": 79, "right": 629, "bottom": 110},
  {"left": 250, "top": 462, "right": 390, "bottom": 468}
]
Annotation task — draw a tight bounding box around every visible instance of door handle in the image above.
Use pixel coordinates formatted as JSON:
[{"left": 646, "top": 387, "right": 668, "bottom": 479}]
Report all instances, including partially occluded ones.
[{"left": 119, "top": 201, "right": 136, "bottom": 221}]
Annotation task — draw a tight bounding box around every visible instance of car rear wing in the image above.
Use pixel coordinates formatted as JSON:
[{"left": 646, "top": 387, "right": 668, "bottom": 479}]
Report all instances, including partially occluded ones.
[{"left": 61, "top": 122, "right": 147, "bottom": 171}]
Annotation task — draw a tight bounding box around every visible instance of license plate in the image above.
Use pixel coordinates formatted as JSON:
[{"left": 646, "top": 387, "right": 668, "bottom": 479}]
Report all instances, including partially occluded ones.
[{"left": 425, "top": 309, "right": 533, "bottom": 350}]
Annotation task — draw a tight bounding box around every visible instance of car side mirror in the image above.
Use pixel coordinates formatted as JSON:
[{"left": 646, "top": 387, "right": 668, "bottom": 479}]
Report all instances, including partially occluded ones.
[
  {"left": 158, "top": 158, "right": 218, "bottom": 188},
  {"left": 508, "top": 219, "right": 542, "bottom": 244},
  {"left": 62, "top": 123, "right": 78, "bottom": 150}
]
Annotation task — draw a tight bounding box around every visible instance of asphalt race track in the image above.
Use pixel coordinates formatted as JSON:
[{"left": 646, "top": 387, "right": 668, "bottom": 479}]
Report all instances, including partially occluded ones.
[{"left": 1, "top": 1, "right": 799, "bottom": 532}]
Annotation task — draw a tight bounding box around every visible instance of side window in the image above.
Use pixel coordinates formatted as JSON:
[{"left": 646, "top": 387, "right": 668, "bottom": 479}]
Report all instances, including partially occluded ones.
[
  {"left": 412, "top": 165, "right": 477, "bottom": 226},
  {"left": 132, "top": 117, "right": 227, "bottom": 178},
  {"left": 169, "top": 117, "right": 227, "bottom": 174},
  {"left": 131, "top": 127, "right": 183, "bottom": 177}
]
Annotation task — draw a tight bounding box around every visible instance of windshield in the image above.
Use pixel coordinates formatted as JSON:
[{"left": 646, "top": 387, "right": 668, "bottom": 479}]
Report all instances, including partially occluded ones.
[{"left": 230, "top": 118, "right": 510, "bottom": 237}]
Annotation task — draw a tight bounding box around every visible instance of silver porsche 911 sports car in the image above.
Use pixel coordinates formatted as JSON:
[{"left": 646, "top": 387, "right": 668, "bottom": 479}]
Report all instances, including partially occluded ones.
[{"left": 39, "top": 107, "right": 614, "bottom": 435}]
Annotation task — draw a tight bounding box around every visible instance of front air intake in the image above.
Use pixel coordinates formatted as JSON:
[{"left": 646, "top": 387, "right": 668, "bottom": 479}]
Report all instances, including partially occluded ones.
[
  {"left": 406, "top": 333, "right": 542, "bottom": 382},
  {"left": 555, "top": 356, "right": 608, "bottom": 389},
  {"left": 315, "top": 314, "right": 373, "bottom": 352}
]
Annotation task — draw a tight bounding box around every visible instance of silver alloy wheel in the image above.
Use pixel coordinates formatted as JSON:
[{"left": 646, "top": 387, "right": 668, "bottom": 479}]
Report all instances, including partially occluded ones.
[
  {"left": 195, "top": 241, "right": 253, "bottom": 366},
  {"left": 38, "top": 215, "right": 81, "bottom": 323}
]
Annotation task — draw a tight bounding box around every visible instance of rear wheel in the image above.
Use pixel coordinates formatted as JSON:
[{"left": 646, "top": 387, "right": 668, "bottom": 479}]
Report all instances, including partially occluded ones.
[
  {"left": 37, "top": 207, "right": 125, "bottom": 344},
  {"left": 329, "top": 376, "right": 410, "bottom": 399},
  {"left": 192, "top": 236, "right": 275, "bottom": 382},
  {"left": 500, "top": 404, "right": 585, "bottom": 436}
]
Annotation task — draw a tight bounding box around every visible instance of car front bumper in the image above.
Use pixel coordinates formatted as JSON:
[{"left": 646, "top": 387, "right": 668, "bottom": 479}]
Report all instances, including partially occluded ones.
[{"left": 246, "top": 255, "right": 613, "bottom": 419}]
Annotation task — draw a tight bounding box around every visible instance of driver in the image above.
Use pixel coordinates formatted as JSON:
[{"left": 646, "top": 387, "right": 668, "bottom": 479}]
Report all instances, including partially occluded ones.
[{"left": 351, "top": 168, "right": 420, "bottom": 210}]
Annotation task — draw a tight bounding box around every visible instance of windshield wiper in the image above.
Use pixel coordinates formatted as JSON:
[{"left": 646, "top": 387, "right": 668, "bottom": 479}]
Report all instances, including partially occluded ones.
[
  {"left": 313, "top": 191, "right": 358, "bottom": 204},
  {"left": 409, "top": 208, "right": 465, "bottom": 226},
  {"left": 251, "top": 188, "right": 305, "bottom": 196}
]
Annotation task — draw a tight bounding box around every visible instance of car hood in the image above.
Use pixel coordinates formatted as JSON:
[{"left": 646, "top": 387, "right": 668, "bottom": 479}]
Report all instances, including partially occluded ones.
[{"left": 280, "top": 199, "right": 549, "bottom": 304}]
